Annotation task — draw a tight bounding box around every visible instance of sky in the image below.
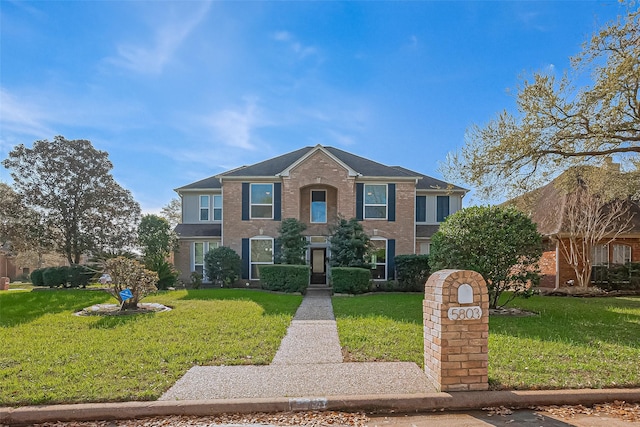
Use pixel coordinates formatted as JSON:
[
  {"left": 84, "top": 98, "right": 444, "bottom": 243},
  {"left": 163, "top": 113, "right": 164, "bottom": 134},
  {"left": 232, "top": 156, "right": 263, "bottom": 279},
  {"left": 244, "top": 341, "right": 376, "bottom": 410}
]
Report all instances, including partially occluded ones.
[{"left": 0, "top": 0, "right": 630, "bottom": 213}]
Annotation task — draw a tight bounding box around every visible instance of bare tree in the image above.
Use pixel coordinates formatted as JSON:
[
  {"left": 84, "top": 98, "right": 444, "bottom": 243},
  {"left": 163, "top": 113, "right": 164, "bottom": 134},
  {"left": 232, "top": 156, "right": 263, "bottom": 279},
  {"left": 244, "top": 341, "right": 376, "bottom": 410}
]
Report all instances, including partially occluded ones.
[{"left": 554, "top": 185, "right": 634, "bottom": 287}]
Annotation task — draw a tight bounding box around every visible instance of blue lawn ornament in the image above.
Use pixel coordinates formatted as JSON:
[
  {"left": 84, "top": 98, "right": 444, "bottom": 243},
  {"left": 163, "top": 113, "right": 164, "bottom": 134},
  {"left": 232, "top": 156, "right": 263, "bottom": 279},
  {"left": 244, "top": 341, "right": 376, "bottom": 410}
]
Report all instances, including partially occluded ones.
[{"left": 119, "top": 289, "right": 134, "bottom": 301}]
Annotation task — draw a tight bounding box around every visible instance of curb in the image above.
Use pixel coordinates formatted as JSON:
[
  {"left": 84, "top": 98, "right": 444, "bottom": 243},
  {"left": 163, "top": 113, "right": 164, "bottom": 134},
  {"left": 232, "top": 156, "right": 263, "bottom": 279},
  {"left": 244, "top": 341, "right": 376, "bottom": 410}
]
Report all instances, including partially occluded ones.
[{"left": 2, "top": 389, "right": 640, "bottom": 425}]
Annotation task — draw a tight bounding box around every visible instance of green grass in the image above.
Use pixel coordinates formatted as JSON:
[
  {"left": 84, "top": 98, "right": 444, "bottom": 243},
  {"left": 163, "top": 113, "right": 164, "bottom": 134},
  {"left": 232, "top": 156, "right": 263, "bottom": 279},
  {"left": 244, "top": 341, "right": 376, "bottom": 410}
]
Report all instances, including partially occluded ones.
[
  {"left": 333, "top": 293, "right": 640, "bottom": 390},
  {"left": 0, "top": 289, "right": 301, "bottom": 406}
]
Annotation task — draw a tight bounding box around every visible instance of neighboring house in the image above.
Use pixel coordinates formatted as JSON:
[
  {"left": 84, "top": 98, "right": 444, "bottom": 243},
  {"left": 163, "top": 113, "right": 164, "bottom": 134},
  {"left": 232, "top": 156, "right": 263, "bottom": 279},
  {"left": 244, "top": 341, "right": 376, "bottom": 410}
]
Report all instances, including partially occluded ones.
[
  {"left": 510, "top": 172, "right": 640, "bottom": 288},
  {"left": 173, "top": 145, "right": 467, "bottom": 284}
]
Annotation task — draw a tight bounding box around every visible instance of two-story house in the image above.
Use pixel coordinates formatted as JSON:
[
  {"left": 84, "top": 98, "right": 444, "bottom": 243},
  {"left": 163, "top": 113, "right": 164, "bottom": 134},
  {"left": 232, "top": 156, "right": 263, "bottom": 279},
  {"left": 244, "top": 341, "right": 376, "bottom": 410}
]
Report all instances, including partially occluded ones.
[{"left": 173, "top": 145, "right": 467, "bottom": 285}]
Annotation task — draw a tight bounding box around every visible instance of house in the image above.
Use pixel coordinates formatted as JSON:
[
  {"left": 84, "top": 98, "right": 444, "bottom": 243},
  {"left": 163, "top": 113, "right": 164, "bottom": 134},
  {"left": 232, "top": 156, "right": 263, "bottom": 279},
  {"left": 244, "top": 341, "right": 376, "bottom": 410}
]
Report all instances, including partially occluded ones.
[
  {"left": 510, "top": 170, "right": 640, "bottom": 288},
  {"left": 173, "top": 145, "right": 467, "bottom": 285}
]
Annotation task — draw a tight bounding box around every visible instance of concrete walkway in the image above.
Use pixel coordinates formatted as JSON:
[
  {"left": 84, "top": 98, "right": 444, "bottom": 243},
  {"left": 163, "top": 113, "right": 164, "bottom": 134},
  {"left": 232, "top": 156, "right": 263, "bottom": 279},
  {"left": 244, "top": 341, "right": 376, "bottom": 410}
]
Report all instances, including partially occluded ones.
[{"left": 160, "top": 289, "right": 435, "bottom": 400}]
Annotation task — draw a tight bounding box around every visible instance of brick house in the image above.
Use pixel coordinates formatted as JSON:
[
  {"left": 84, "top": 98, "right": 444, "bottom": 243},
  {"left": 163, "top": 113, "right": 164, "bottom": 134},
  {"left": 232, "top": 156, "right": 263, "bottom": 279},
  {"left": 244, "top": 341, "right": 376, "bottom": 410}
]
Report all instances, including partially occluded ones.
[
  {"left": 173, "top": 145, "right": 467, "bottom": 285},
  {"left": 512, "top": 173, "right": 640, "bottom": 288}
]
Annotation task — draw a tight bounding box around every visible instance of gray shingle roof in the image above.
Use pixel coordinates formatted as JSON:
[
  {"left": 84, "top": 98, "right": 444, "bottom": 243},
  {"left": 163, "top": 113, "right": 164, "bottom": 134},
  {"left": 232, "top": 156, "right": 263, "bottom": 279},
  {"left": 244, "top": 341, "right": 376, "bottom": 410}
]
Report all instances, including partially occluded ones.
[
  {"left": 176, "top": 145, "right": 466, "bottom": 191},
  {"left": 174, "top": 224, "right": 221, "bottom": 237}
]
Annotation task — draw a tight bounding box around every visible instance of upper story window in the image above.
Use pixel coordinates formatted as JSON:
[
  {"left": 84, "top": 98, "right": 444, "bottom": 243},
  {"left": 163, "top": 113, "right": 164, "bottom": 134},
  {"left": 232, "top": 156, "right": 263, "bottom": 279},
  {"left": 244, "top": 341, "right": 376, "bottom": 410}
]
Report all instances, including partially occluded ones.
[
  {"left": 251, "top": 183, "right": 273, "bottom": 219},
  {"left": 364, "top": 184, "right": 387, "bottom": 219},
  {"left": 213, "top": 195, "right": 222, "bottom": 221},
  {"left": 436, "top": 195, "right": 450, "bottom": 223},
  {"left": 199, "top": 195, "right": 210, "bottom": 221},
  {"left": 612, "top": 244, "right": 632, "bottom": 265},
  {"left": 311, "top": 190, "right": 327, "bottom": 223}
]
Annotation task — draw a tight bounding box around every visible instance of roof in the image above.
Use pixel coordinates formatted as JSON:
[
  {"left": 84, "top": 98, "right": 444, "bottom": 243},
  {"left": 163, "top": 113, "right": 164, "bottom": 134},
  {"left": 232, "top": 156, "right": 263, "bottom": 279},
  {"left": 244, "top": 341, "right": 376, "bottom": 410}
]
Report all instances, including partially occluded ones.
[
  {"left": 174, "top": 224, "right": 221, "bottom": 238},
  {"left": 507, "top": 169, "right": 640, "bottom": 236},
  {"left": 176, "top": 145, "right": 467, "bottom": 192},
  {"left": 416, "top": 225, "right": 441, "bottom": 238}
]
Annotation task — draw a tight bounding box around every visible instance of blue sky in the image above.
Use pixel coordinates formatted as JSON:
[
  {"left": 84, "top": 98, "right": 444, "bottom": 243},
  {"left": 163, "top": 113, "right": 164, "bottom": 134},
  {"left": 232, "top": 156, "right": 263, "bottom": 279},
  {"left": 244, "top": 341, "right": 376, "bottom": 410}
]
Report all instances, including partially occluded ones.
[{"left": 0, "top": 1, "right": 628, "bottom": 212}]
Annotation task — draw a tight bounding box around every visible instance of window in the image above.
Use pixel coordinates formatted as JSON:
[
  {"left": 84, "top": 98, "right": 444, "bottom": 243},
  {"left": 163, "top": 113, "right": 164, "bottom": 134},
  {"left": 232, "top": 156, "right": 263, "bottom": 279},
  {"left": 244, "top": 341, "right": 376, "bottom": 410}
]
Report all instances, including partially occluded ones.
[
  {"left": 612, "top": 244, "right": 632, "bottom": 265},
  {"left": 193, "top": 241, "right": 219, "bottom": 280},
  {"left": 364, "top": 184, "right": 387, "bottom": 219},
  {"left": 436, "top": 196, "right": 450, "bottom": 222},
  {"left": 419, "top": 242, "right": 431, "bottom": 255},
  {"left": 213, "top": 195, "right": 222, "bottom": 221},
  {"left": 592, "top": 244, "right": 609, "bottom": 266},
  {"left": 199, "top": 195, "right": 210, "bottom": 221},
  {"left": 416, "top": 196, "right": 426, "bottom": 222},
  {"left": 251, "top": 184, "right": 273, "bottom": 219},
  {"left": 369, "top": 239, "right": 387, "bottom": 280},
  {"left": 311, "top": 190, "right": 327, "bottom": 223},
  {"left": 250, "top": 238, "right": 273, "bottom": 279}
]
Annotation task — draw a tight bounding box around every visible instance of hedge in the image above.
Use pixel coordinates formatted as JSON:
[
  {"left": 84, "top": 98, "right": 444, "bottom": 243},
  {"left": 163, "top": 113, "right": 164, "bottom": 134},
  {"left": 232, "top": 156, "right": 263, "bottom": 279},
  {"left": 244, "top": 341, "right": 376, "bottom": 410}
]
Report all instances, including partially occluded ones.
[
  {"left": 30, "top": 269, "right": 45, "bottom": 287},
  {"left": 592, "top": 263, "right": 640, "bottom": 291},
  {"left": 42, "top": 266, "right": 70, "bottom": 287},
  {"left": 259, "top": 265, "right": 309, "bottom": 293},
  {"left": 395, "top": 254, "right": 430, "bottom": 292},
  {"left": 331, "top": 267, "right": 371, "bottom": 294},
  {"left": 68, "top": 264, "right": 95, "bottom": 288}
]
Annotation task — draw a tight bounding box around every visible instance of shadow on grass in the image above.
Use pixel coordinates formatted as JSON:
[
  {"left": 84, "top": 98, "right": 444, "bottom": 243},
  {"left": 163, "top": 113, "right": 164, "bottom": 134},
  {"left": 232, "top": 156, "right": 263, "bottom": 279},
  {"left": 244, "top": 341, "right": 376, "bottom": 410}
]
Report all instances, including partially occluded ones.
[
  {"left": 0, "top": 290, "right": 112, "bottom": 327},
  {"left": 490, "top": 295, "right": 640, "bottom": 347},
  {"left": 89, "top": 312, "right": 156, "bottom": 329},
  {"left": 179, "top": 288, "right": 302, "bottom": 316},
  {"left": 332, "top": 293, "right": 424, "bottom": 324}
]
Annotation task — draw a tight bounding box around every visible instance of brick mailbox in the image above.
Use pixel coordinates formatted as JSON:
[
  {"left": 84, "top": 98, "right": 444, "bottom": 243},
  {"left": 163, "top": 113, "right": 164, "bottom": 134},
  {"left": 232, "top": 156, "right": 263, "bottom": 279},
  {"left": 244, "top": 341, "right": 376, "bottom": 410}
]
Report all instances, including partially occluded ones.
[{"left": 423, "top": 269, "right": 489, "bottom": 391}]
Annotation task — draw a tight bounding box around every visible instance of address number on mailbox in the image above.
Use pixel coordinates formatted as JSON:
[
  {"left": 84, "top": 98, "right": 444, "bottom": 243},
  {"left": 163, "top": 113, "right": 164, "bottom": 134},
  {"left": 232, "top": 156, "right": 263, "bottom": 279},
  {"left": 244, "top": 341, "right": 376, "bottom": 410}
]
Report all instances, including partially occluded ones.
[{"left": 448, "top": 306, "right": 482, "bottom": 320}]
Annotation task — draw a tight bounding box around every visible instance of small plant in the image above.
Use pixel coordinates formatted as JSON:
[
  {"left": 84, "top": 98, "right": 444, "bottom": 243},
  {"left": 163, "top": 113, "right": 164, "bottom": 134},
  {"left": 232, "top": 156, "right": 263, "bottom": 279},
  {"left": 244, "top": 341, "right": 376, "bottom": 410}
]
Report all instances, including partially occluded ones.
[
  {"left": 331, "top": 267, "right": 371, "bottom": 294},
  {"left": 104, "top": 257, "right": 158, "bottom": 310},
  {"left": 190, "top": 271, "right": 203, "bottom": 289}
]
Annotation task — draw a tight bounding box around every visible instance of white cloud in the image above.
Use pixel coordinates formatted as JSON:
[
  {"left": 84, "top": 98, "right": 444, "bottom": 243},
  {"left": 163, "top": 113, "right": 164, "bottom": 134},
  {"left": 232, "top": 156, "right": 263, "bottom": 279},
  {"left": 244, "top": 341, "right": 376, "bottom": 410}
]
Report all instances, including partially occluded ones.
[
  {"left": 272, "top": 30, "right": 318, "bottom": 59},
  {"left": 201, "top": 97, "right": 266, "bottom": 151},
  {"left": 0, "top": 88, "right": 55, "bottom": 138},
  {"left": 107, "top": 2, "right": 211, "bottom": 75}
]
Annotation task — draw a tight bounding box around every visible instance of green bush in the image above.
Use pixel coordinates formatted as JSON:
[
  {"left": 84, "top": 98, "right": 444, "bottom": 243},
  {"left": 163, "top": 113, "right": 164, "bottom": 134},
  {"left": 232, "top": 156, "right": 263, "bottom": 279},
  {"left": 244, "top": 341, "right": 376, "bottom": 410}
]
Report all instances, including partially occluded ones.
[
  {"left": 259, "top": 265, "right": 309, "bottom": 293},
  {"left": 146, "top": 258, "right": 179, "bottom": 290},
  {"left": 331, "top": 267, "right": 371, "bottom": 294},
  {"left": 395, "top": 254, "right": 430, "bottom": 292},
  {"left": 42, "top": 266, "right": 69, "bottom": 288},
  {"left": 30, "top": 268, "right": 45, "bottom": 287},
  {"left": 593, "top": 263, "right": 640, "bottom": 291},
  {"left": 371, "top": 280, "right": 401, "bottom": 292},
  {"left": 190, "top": 271, "right": 203, "bottom": 289},
  {"left": 67, "top": 265, "right": 95, "bottom": 288},
  {"left": 204, "top": 246, "right": 241, "bottom": 287}
]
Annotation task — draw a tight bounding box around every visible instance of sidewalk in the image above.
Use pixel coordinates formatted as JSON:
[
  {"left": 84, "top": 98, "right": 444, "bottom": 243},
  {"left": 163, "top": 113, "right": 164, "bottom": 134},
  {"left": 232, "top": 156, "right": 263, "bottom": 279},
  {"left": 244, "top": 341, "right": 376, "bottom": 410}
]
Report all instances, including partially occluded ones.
[{"left": 159, "top": 288, "right": 435, "bottom": 400}]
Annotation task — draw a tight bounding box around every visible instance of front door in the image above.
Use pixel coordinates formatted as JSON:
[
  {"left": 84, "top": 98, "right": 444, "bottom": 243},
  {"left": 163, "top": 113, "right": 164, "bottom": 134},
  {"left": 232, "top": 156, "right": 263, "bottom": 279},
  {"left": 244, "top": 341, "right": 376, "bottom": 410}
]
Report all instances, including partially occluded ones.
[{"left": 310, "top": 248, "right": 326, "bottom": 285}]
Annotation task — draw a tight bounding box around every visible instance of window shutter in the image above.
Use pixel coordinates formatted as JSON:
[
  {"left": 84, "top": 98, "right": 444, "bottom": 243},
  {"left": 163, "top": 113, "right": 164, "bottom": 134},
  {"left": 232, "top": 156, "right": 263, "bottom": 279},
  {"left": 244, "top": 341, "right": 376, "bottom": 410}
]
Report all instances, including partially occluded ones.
[
  {"left": 416, "top": 196, "right": 426, "bottom": 222},
  {"left": 273, "top": 182, "right": 282, "bottom": 221},
  {"left": 387, "top": 239, "right": 396, "bottom": 280},
  {"left": 388, "top": 184, "right": 396, "bottom": 222},
  {"left": 241, "top": 238, "right": 250, "bottom": 279},
  {"left": 242, "top": 183, "right": 250, "bottom": 221},
  {"left": 356, "top": 183, "right": 364, "bottom": 220},
  {"left": 274, "top": 239, "right": 282, "bottom": 264}
]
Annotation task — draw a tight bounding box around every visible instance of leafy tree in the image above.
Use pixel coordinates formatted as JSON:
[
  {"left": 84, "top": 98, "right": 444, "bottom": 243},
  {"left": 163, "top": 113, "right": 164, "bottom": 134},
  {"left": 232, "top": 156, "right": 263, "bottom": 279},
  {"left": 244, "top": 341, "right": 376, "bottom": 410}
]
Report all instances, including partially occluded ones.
[
  {"left": 2, "top": 136, "right": 141, "bottom": 264},
  {"left": 204, "top": 246, "right": 241, "bottom": 287},
  {"left": 442, "top": 8, "right": 640, "bottom": 200},
  {"left": 104, "top": 257, "right": 158, "bottom": 310},
  {"left": 160, "top": 198, "right": 182, "bottom": 228},
  {"left": 137, "top": 214, "right": 177, "bottom": 265},
  {"left": 329, "top": 217, "right": 371, "bottom": 268},
  {"left": 430, "top": 206, "right": 543, "bottom": 309},
  {"left": 276, "top": 218, "right": 308, "bottom": 265}
]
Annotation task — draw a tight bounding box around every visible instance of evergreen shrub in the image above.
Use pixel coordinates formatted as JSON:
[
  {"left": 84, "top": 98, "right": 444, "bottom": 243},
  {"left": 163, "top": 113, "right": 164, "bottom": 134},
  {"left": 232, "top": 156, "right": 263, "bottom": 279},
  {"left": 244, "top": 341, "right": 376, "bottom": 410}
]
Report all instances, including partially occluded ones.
[
  {"left": 331, "top": 267, "right": 371, "bottom": 294},
  {"left": 259, "top": 265, "right": 309, "bottom": 293}
]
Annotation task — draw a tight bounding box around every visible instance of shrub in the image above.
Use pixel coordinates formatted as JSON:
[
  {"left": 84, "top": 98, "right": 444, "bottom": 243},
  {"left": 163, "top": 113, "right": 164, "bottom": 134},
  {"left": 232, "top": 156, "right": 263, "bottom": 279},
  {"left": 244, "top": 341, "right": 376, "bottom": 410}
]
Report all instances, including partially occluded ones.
[
  {"left": 260, "top": 265, "right": 309, "bottom": 293},
  {"left": 204, "top": 246, "right": 241, "bottom": 287},
  {"left": 331, "top": 267, "right": 371, "bottom": 294},
  {"left": 30, "top": 269, "right": 45, "bottom": 287},
  {"left": 371, "top": 280, "right": 401, "bottom": 292},
  {"left": 190, "top": 271, "right": 203, "bottom": 289},
  {"left": 276, "top": 218, "right": 308, "bottom": 265},
  {"left": 105, "top": 257, "right": 158, "bottom": 310},
  {"left": 67, "top": 264, "right": 95, "bottom": 288},
  {"left": 329, "top": 218, "right": 371, "bottom": 268},
  {"left": 395, "top": 254, "right": 430, "bottom": 292},
  {"left": 147, "top": 258, "right": 179, "bottom": 290},
  {"left": 42, "top": 266, "right": 69, "bottom": 288},
  {"left": 593, "top": 263, "right": 640, "bottom": 291}
]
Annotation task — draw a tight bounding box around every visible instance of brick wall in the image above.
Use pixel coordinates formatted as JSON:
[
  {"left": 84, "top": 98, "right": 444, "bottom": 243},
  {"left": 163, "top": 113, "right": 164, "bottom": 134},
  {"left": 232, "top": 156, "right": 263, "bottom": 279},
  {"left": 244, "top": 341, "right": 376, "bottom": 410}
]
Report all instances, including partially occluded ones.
[{"left": 423, "top": 269, "right": 489, "bottom": 392}]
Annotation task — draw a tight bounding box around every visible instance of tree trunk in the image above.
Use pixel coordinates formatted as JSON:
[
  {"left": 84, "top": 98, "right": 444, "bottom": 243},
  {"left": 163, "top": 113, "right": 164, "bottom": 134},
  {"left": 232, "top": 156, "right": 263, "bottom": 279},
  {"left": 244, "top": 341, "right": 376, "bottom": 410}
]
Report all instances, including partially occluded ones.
[{"left": 121, "top": 300, "right": 138, "bottom": 310}]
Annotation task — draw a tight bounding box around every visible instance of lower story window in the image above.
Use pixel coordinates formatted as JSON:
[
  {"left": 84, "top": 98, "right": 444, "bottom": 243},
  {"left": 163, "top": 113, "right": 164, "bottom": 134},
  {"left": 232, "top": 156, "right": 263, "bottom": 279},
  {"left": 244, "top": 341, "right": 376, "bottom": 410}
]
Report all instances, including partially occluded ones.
[
  {"left": 612, "top": 244, "right": 632, "bottom": 265},
  {"left": 419, "top": 242, "right": 431, "bottom": 255},
  {"left": 369, "top": 239, "right": 387, "bottom": 280},
  {"left": 193, "top": 241, "right": 219, "bottom": 280},
  {"left": 250, "top": 238, "right": 273, "bottom": 280}
]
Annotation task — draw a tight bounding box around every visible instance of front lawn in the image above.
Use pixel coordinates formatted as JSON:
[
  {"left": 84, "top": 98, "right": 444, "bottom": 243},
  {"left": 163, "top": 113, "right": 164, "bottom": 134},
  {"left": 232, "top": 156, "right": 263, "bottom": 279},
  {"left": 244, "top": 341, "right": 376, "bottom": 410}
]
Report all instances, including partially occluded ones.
[
  {"left": 0, "top": 289, "right": 301, "bottom": 406},
  {"left": 333, "top": 293, "right": 640, "bottom": 390}
]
